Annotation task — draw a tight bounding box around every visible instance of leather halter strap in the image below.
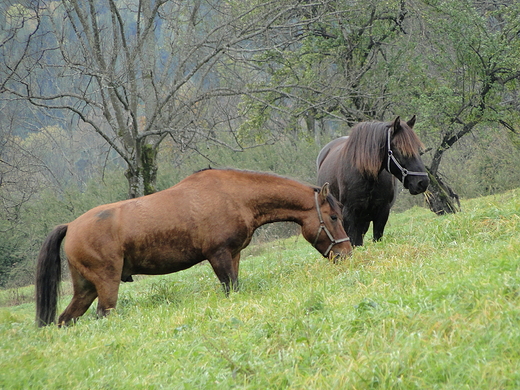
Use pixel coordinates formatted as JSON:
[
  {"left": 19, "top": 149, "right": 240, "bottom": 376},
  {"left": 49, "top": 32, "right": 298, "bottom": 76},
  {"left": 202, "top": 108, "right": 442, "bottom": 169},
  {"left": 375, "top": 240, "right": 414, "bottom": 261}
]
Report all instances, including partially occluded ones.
[
  {"left": 312, "top": 191, "right": 350, "bottom": 257},
  {"left": 386, "top": 128, "right": 429, "bottom": 182}
]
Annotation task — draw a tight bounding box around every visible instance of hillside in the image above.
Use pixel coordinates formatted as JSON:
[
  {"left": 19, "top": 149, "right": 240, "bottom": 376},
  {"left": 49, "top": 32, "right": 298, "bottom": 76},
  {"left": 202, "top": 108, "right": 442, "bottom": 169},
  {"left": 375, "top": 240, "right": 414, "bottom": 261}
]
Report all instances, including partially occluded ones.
[{"left": 1, "top": 189, "right": 519, "bottom": 389}]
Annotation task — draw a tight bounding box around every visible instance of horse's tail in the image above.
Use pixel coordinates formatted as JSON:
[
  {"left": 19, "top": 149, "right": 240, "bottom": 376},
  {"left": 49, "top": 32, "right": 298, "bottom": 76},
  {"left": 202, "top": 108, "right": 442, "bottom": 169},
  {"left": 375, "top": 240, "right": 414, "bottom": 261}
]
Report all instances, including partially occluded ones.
[{"left": 35, "top": 224, "right": 68, "bottom": 327}]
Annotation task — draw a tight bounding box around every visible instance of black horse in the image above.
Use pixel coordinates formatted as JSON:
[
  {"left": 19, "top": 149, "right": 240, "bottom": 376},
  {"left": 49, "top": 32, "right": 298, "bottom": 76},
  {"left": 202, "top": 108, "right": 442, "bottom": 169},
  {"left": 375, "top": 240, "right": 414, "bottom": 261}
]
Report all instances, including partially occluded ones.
[{"left": 316, "top": 116, "right": 429, "bottom": 246}]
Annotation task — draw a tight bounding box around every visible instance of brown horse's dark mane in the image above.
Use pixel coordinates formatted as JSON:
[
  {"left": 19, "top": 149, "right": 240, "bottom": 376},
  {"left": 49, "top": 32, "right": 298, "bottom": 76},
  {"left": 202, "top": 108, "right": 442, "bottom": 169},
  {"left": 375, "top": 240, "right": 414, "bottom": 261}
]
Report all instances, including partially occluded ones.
[{"left": 341, "top": 120, "right": 424, "bottom": 178}]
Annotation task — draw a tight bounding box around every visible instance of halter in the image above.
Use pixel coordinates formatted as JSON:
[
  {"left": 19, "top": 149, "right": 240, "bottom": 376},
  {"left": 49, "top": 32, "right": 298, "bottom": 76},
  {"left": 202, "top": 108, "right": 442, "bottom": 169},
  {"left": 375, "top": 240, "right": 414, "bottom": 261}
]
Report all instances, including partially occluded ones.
[
  {"left": 312, "top": 191, "right": 350, "bottom": 257},
  {"left": 386, "top": 128, "right": 429, "bottom": 183}
]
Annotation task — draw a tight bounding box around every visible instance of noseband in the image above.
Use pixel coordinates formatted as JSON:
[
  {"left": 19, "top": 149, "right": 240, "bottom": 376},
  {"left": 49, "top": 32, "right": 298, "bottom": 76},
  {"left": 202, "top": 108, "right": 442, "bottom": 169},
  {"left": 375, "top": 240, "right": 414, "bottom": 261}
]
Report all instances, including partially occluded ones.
[
  {"left": 386, "top": 128, "right": 429, "bottom": 182},
  {"left": 312, "top": 191, "right": 350, "bottom": 257}
]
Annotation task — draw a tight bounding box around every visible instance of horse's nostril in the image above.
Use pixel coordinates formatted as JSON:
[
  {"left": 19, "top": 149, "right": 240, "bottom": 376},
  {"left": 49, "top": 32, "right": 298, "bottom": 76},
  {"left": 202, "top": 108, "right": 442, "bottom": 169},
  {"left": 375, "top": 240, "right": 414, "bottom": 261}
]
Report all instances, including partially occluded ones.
[{"left": 408, "top": 177, "right": 429, "bottom": 195}]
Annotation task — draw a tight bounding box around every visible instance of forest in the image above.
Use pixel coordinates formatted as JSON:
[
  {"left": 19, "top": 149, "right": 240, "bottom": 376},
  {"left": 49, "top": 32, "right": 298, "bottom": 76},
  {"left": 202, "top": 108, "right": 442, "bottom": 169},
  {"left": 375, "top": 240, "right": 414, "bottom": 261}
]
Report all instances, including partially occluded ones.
[{"left": 1, "top": 0, "right": 520, "bottom": 288}]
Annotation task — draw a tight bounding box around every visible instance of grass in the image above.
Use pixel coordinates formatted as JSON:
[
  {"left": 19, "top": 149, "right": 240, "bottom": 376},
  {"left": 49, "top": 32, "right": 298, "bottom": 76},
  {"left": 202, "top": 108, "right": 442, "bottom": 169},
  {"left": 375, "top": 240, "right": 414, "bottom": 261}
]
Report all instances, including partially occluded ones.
[{"left": 1, "top": 189, "right": 519, "bottom": 389}]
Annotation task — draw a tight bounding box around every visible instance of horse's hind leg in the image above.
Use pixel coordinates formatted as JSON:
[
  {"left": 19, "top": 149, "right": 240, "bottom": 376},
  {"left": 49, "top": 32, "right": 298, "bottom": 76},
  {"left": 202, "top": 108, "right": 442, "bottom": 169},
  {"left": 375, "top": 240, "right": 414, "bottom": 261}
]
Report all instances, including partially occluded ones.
[
  {"left": 58, "top": 267, "right": 98, "bottom": 326},
  {"left": 59, "top": 255, "right": 122, "bottom": 323},
  {"left": 95, "top": 277, "right": 121, "bottom": 318}
]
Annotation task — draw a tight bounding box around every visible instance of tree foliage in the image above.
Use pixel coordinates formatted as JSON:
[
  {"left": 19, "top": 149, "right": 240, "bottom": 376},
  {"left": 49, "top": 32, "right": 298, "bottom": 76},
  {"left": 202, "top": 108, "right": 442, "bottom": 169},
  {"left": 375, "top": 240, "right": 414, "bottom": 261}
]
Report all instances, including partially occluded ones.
[
  {"left": 409, "top": 0, "right": 520, "bottom": 212},
  {"left": 239, "top": 0, "right": 416, "bottom": 142}
]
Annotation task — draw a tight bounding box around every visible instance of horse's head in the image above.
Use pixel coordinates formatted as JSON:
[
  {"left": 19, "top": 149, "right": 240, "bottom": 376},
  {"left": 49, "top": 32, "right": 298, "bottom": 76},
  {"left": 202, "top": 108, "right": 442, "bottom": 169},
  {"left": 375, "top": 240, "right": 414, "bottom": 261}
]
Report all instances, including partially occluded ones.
[
  {"left": 302, "top": 183, "right": 352, "bottom": 259},
  {"left": 387, "top": 116, "right": 429, "bottom": 195}
]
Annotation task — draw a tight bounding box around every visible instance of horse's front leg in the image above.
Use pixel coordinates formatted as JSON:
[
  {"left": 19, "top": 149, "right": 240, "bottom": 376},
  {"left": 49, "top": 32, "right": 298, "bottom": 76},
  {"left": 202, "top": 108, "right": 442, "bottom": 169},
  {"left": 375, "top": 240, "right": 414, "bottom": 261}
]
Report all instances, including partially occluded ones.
[
  {"left": 208, "top": 250, "right": 241, "bottom": 295},
  {"left": 372, "top": 208, "right": 391, "bottom": 242},
  {"left": 345, "top": 216, "right": 368, "bottom": 247}
]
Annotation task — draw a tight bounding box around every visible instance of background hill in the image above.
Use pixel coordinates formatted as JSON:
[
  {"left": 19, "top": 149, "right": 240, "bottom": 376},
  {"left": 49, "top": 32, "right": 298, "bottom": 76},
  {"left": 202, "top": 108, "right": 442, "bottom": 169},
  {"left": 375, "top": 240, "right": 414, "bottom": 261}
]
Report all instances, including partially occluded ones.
[{"left": 1, "top": 188, "right": 519, "bottom": 389}]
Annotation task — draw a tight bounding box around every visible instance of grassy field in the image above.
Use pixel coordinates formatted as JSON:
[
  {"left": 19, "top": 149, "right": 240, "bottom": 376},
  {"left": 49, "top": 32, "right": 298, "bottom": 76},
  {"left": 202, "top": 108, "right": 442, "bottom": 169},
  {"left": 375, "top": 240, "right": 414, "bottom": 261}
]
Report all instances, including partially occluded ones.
[{"left": 1, "top": 189, "right": 519, "bottom": 389}]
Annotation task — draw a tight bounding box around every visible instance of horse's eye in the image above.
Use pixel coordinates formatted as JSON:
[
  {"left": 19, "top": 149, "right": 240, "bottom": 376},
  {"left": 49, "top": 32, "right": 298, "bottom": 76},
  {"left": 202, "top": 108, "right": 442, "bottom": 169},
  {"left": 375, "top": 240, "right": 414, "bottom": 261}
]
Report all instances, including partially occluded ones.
[{"left": 331, "top": 215, "right": 338, "bottom": 221}]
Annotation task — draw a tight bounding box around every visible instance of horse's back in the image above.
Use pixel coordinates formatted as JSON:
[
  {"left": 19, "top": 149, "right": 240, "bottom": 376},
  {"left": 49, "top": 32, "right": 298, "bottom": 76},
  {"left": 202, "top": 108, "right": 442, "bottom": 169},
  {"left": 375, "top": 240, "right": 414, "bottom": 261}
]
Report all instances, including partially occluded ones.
[
  {"left": 316, "top": 136, "right": 349, "bottom": 170},
  {"left": 316, "top": 137, "right": 350, "bottom": 192},
  {"left": 64, "top": 170, "right": 252, "bottom": 267}
]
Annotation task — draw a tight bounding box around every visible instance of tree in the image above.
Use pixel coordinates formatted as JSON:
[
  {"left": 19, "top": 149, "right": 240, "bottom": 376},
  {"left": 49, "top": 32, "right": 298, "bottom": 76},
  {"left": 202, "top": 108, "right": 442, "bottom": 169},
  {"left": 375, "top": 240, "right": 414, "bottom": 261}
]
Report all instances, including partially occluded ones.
[
  {"left": 239, "top": 0, "right": 520, "bottom": 214},
  {"left": 0, "top": 2, "right": 42, "bottom": 94},
  {"left": 238, "top": 0, "right": 414, "bottom": 143},
  {"left": 1, "top": 2, "right": 47, "bottom": 217},
  {"left": 0, "top": 118, "right": 41, "bottom": 222},
  {"left": 3, "top": 0, "right": 336, "bottom": 198},
  {"left": 410, "top": 0, "right": 520, "bottom": 213}
]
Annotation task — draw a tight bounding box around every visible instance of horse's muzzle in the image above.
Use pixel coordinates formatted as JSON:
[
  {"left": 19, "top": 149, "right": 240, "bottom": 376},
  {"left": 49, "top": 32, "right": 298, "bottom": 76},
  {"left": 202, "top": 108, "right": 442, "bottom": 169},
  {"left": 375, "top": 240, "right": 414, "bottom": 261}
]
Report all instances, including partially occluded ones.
[
  {"left": 408, "top": 176, "right": 429, "bottom": 195},
  {"left": 328, "top": 250, "right": 351, "bottom": 263},
  {"left": 328, "top": 241, "right": 353, "bottom": 260}
]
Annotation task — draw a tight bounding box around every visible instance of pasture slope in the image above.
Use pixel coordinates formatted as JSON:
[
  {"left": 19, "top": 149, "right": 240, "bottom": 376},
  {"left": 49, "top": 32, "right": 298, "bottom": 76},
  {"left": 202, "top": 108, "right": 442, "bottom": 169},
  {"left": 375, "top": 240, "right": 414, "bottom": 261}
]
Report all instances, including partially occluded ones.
[{"left": 1, "top": 189, "right": 519, "bottom": 389}]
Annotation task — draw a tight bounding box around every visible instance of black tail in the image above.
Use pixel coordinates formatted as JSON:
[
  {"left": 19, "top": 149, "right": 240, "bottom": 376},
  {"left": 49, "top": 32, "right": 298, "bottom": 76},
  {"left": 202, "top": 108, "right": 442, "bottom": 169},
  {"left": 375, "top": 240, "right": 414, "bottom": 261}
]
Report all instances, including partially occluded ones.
[{"left": 35, "top": 224, "right": 68, "bottom": 327}]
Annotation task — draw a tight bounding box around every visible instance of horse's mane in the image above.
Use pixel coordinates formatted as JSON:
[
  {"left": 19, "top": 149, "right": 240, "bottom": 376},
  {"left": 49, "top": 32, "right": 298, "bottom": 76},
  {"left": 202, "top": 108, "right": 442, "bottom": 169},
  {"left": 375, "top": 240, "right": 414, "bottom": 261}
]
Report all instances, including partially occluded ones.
[{"left": 342, "top": 120, "right": 424, "bottom": 178}]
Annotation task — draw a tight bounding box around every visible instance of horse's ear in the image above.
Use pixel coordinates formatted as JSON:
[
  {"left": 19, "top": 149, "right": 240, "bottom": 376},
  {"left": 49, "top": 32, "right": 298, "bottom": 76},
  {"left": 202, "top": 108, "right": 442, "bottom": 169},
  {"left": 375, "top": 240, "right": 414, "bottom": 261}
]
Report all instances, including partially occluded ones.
[
  {"left": 320, "top": 183, "right": 330, "bottom": 200},
  {"left": 407, "top": 115, "right": 416, "bottom": 128},
  {"left": 392, "top": 116, "right": 401, "bottom": 134}
]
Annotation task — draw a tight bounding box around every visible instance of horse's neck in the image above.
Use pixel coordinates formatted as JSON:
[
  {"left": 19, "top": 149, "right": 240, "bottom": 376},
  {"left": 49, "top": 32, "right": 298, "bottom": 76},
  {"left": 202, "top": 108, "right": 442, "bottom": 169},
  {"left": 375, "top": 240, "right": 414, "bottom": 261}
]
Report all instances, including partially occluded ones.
[{"left": 247, "top": 181, "right": 313, "bottom": 227}]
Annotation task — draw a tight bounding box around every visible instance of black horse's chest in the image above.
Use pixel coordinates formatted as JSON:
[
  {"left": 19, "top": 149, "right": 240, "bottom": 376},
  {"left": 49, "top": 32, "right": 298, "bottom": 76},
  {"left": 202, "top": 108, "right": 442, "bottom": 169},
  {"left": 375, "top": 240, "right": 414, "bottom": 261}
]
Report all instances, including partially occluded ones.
[{"left": 342, "top": 174, "right": 396, "bottom": 218}]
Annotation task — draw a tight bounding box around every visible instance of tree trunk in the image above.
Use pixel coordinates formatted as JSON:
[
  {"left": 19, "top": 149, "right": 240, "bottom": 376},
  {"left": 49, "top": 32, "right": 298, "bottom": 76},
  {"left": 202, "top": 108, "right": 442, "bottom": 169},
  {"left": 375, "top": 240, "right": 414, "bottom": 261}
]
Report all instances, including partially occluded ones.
[
  {"left": 141, "top": 143, "right": 158, "bottom": 196},
  {"left": 424, "top": 167, "right": 460, "bottom": 215},
  {"left": 125, "top": 142, "right": 158, "bottom": 198}
]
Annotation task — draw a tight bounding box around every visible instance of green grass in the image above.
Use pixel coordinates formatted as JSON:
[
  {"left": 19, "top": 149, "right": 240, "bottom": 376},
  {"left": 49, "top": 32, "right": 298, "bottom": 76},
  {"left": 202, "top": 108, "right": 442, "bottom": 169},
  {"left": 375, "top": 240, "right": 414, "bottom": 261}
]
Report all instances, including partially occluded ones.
[{"left": 1, "top": 189, "right": 520, "bottom": 389}]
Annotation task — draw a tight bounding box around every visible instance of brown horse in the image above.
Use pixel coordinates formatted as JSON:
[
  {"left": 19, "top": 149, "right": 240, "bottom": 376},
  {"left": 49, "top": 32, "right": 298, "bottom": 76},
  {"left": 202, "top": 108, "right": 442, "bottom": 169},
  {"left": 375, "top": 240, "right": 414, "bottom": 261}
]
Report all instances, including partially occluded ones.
[
  {"left": 36, "top": 168, "right": 352, "bottom": 327},
  {"left": 317, "top": 116, "right": 429, "bottom": 246}
]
